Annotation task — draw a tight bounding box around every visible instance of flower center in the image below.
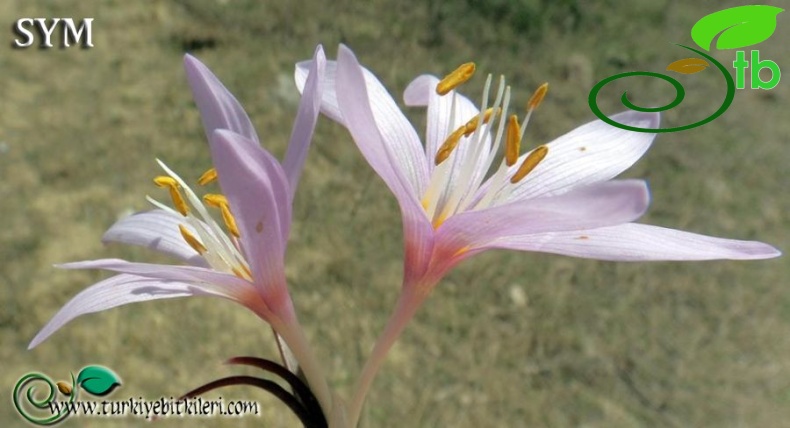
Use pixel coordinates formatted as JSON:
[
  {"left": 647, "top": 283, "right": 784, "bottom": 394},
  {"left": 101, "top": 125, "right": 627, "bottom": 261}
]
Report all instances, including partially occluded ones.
[
  {"left": 152, "top": 161, "right": 252, "bottom": 281},
  {"left": 421, "top": 64, "right": 551, "bottom": 229}
]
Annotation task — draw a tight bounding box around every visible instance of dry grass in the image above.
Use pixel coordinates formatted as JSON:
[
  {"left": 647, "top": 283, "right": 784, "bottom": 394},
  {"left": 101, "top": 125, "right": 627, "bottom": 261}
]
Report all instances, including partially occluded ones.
[{"left": 2, "top": 0, "right": 788, "bottom": 426}]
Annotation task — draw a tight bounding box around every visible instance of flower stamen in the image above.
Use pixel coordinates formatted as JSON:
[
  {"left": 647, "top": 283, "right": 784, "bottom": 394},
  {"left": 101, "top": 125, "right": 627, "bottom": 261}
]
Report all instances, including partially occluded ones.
[
  {"left": 151, "top": 160, "right": 251, "bottom": 279},
  {"left": 520, "top": 82, "right": 549, "bottom": 141},
  {"left": 461, "top": 107, "right": 499, "bottom": 137},
  {"left": 154, "top": 176, "right": 190, "bottom": 216},
  {"left": 435, "top": 107, "right": 499, "bottom": 165},
  {"left": 198, "top": 168, "right": 218, "bottom": 185},
  {"left": 505, "top": 115, "right": 521, "bottom": 167},
  {"left": 511, "top": 145, "right": 548, "bottom": 183},
  {"left": 204, "top": 193, "right": 241, "bottom": 238},
  {"left": 436, "top": 62, "right": 476, "bottom": 95},
  {"left": 203, "top": 193, "right": 229, "bottom": 207},
  {"left": 178, "top": 224, "right": 208, "bottom": 255},
  {"left": 435, "top": 127, "right": 466, "bottom": 165},
  {"left": 527, "top": 82, "right": 549, "bottom": 111},
  {"left": 425, "top": 66, "right": 552, "bottom": 222}
]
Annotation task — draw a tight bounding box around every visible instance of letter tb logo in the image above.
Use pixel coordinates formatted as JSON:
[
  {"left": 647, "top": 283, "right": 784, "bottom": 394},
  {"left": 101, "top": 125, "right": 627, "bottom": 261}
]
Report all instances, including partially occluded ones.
[
  {"left": 589, "top": 5, "right": 783, "bottom": 133},
  {"left": 733, "top": 50, "right": 781, "bottom": 90}
]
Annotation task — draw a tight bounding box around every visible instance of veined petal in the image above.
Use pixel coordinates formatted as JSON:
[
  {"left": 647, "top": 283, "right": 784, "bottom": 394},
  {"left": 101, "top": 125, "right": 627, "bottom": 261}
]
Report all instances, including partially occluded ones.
[
  {"left": 403, "top": 75, "right": 490, "bottom": 179},
  {"left": 401, "top": 198, "right": 436, "bottom": 285},
  {"left": 437, "top": 180, "right": 650, "bottom": 251},
  {"left": 29, "top": 273, "right": 250, "bottom": 349},
  {"left": 282, "top": 45, "right": 325, "bottom": 199},
  {"left": 59, "top": 259, "right": 253, "bottom": 293},
  {"left": 295, "top": 58, "right": 343, "bottom": 124},
  {"left": 210, "top": 130, "right": 291, "bottom": 296},
  {"left": 504, "top": 111, "right": 659, "bottom": 202},
  {"left": 335, "top": 45, "right": 428, "bottom": 213},
  {"left": 184, "top": 54, "right": 260, "bottom": 144},
  {"left": 487, "top": 223, "right": 782, "bottom": 261},
  {"left": 302, "top": 46, "right": 429, "bottom": 199},
  {"left": 102, "top": 210, "right": 207, "bottom": 267}
]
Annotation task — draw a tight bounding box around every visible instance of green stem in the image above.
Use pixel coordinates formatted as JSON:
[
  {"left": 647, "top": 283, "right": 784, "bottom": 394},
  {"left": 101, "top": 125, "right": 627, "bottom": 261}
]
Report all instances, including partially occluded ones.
[
  {"left": 348, "top": 287, "right": 427, "bottom": 427},
  {"left": 273, "top": 319, "right": 342, "bottom": 426}
]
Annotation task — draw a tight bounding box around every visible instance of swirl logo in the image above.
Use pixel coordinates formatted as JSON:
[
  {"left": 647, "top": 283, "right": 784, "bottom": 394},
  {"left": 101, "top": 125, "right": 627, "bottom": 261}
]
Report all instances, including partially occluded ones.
[
  {"left": 12, "top": 365, "right": 121, "bottom": 425},
  {"left": 589, "top": 5, "right": 783, "bottom": 133}
]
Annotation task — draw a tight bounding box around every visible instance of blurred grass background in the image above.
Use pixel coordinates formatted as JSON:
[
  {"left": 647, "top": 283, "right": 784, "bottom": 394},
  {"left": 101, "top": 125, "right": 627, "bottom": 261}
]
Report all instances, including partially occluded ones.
[{"left": 1, "top": 0, "right": 788, "bottom": 426}]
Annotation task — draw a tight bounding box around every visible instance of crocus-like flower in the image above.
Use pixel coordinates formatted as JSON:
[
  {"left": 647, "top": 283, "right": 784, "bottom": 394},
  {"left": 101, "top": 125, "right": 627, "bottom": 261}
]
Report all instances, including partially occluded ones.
[
  {"left": 30, "top": 46, "right": 338, "bottom": 420},
  {"left": 296, "top": 45, "right": 781, "bottom": 425}
]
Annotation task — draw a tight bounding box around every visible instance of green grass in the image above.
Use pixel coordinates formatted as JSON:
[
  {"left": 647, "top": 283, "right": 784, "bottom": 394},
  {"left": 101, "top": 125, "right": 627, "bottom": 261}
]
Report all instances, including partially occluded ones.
[{"left": 2, "top": 0, "right": 788, "bottom": 426}]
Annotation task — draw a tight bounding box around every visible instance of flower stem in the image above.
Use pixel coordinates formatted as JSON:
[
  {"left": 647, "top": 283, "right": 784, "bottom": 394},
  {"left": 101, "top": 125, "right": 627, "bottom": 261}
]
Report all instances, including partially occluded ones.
[
  {"left": 274, "top": 320, "right": 343, "bottom": 426},
  {"left": 348, "top": 287, "right": 427, "bottom": 427}
]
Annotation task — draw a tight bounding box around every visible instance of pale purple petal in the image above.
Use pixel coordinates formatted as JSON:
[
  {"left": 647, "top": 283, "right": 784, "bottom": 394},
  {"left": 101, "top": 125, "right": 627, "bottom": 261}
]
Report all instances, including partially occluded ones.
[
  {"left": 335, "top": 45, "right": 428, "bottom": 213},
  {"left": 401, "top": 199, "right": 436, "bottom": 285},
  {"left": 59, "top": 259, "right": 253, "bottom": 293},
  {"left": 282, "top": 45, "right": 325, "bottom": 198},
  {"left": 486, "top": 223, "right": 782, "bottom": 261},
  {"left": 184, "top": 54, "right": 260, "bottom": 144},
  {"left": 437, "top": 180, "right": 650, "bottom": 251},
  {"left": 295, "top": 59, "right": 343, "bottom": 124},
  {"left": 210, "top": 130, "right": 290, "bottom": 293},
  {"left": 304, "top": 45, "right": 430, "bottom": 198},
  {"left": 503, "top": 111, "right": 659, "bottom": 202},
  {"left": 102, "top": 210, "right": 207, "bottom": 267},
  {"left": 29, "top": 273, "right": 244, "bottom": 349}
]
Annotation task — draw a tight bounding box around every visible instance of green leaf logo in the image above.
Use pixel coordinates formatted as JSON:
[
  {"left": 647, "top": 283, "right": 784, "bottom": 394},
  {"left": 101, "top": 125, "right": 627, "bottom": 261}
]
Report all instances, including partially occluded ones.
[
  {"left": 691, "top": 5, "right": 783, "bottom": 51},
  {"left": 76, "top": 366, "right": 122, "bottom": 396}
]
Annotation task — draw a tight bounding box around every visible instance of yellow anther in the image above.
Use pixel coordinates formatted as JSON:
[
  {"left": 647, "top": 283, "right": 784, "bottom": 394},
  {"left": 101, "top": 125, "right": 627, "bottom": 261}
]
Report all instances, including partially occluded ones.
[
  {"left": 527, "top": 82, "right": 549, "bottom": 111},
  {"left": 462, "top": 107, "right": 499, "bottom": 137},
  {"left": 198, "top": 168, "right": 218, "bottom": 186},
  {"left": 436, "top": 62, "right": 476, "bottom": 95},
  {"left": 203, "top": 193, "right": 240, "bottom": 237},
  {"left": 169, "top": 188, "right": 189, "bottom": 216},
  {"left": 435, "top": 126, "right": 466, "bottom": 165},
  {"left": 505, "top": 115, "right": 521, "bottom": 167},
  {"left": 203, "top": 193, "right": 229, "bottom": 208},
  {"left": 219, "top": 203, "right": 240, "bottom": 238},
  {"left": 154, "top": 176, "right": 189, "bottom": 216},
  {"left": 511, "top": 145, "right": 548, "bottom": 183},
  {"left": 153, "top": 176, "right": 178, "bottom": 188},
  {"left": 178, "top": 224, "right": 207, "bottom": 255}
]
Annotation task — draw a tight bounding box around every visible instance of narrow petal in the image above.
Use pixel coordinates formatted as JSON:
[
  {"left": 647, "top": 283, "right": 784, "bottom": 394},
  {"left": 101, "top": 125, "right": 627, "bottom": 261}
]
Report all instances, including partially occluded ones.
[
  {"left": 437, "top": 180, "right": 650, "bottom": 251},
  {"left": 504, "top": 111, "right": 660, "bottom": 201},
  {"left": 487, "top": 223, "right": 782, "bottom": 261},
  {"left": 295, "top": 58, "right": 343, "bottom": 124},
  {"left": 282, "top": 45, "right": 325, "bottom": 198},
  {"left": 102, "top": 210, "right": 207, "bottom": 266},
  {"left": 335, "top": 45, "right": 428, "bottom": 212},
  {"left": 184, "top": 54, "right": 260, "bottom": 144},
  {"left": 29, "top": 273, "right": 242, "bottom": 349},
  {"left": 59, "top": 259, "right": 253, "bottom": 294},
  {"left": 210, "top": 130, "right": 291, "bottom": 295}
]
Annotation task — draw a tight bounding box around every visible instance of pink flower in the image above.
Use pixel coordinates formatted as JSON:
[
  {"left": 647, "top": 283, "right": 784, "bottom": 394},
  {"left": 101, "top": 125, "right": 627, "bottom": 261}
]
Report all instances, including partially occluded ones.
[
  {"left": 296, "top": 45, "right": 780, "bottom": 425},
  {"left": 30, "top": 46, "right": 337, "bottom": 419}
]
